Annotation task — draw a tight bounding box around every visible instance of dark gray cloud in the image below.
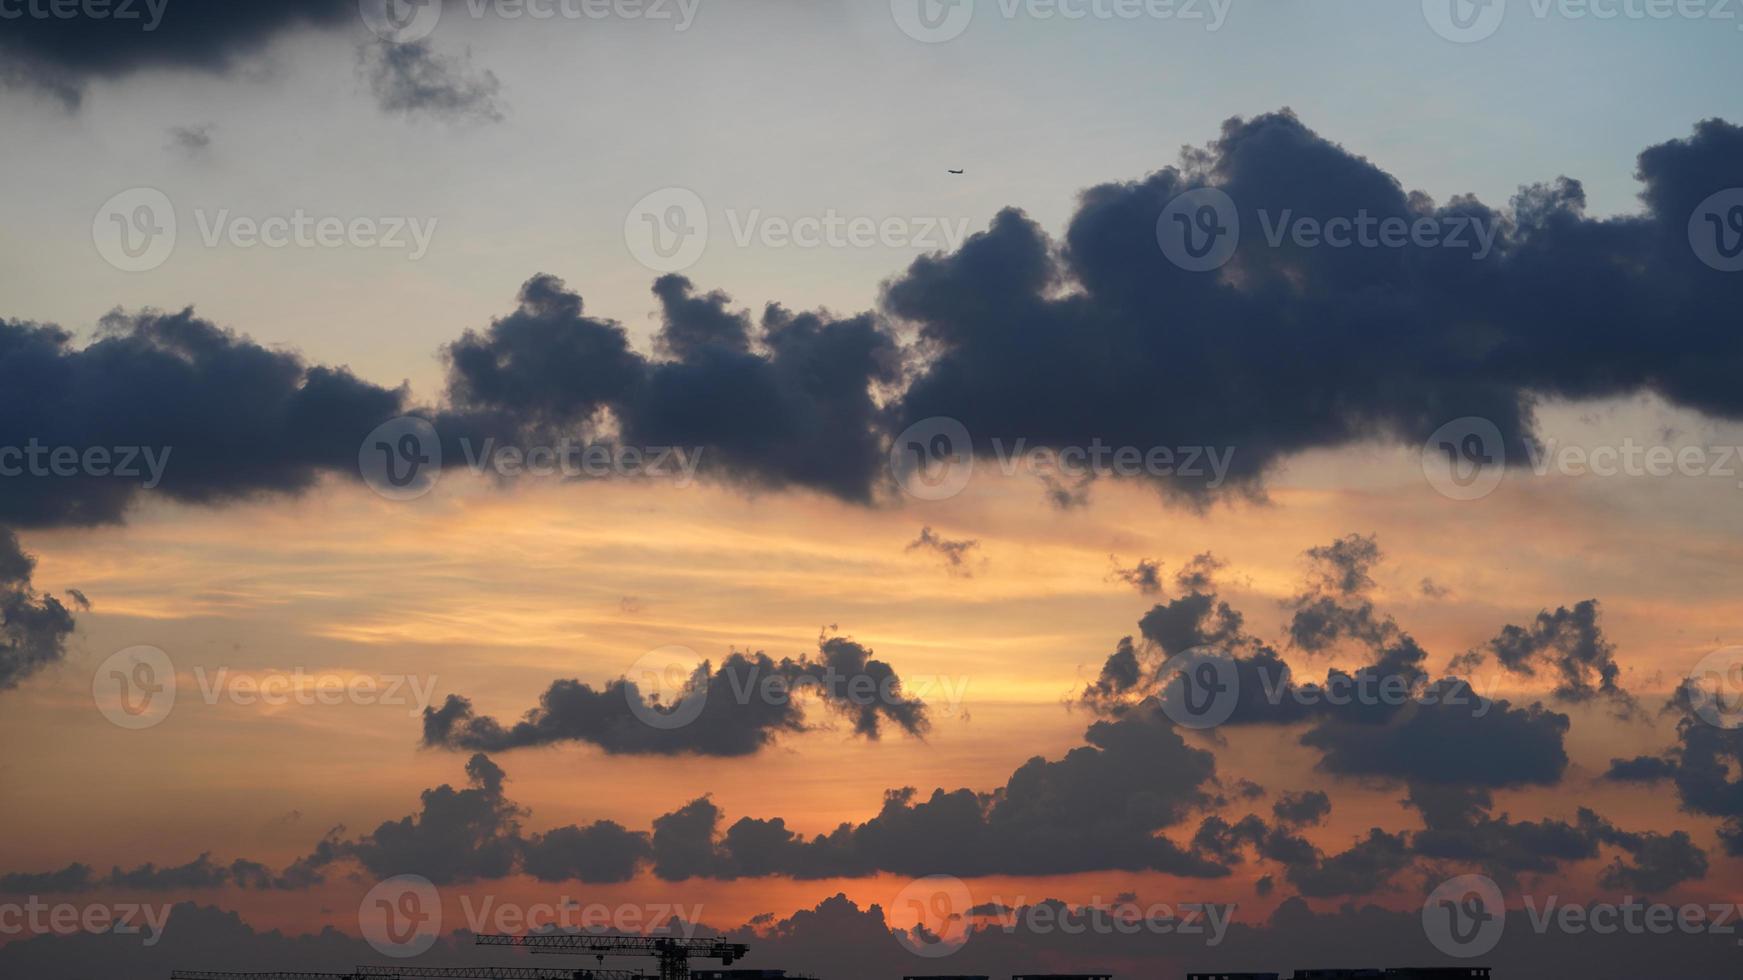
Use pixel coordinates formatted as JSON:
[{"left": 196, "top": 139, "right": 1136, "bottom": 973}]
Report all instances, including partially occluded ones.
[
  {"left": 1193, "top": 775, "right": 1705, "bottom": 900},
  {"left": 340, "top": 753, "right": 523, "bottom": 884},
  {"left": 1109, "top": 556, "right": 1163, "bottom": 595},
  {"left": 1285, "top": 534, "right": 1400, "bottom": 655},
  {"left": 0, "top": 852, "right": 330, "bottom": 895},
  {"left": 906, "top": 526, "right": 978, "bottom": 575},
  {"left": 1303, "top": 533, "right": 1380, "bottom": 596},
  {"left": 422, "top": 636, "right": 929, "bottom": 757},
  {"left": 7, "top": 113, "right": 1743, "bottom": 535},
  {"left": 642, "top": 710, "right": 1228, "bottom": 880},
  {"left": 1609, "top": 681, "right": 1743, "bottom": 856},
  {"left": 1463, "top": 599, "right": 1633, "bottom": 710},
  {"left": 3, "top": 706, "right": 1707, "bottom": 905},
  {"left": 7, "top": 113, "right": 1743, "bottom": 530},
  {"left": 0, "top": 309, "right": 405, "bottom": 528},
  {"left": 1082, "top": 539, "right": 1573, "bottom": 790},
  {"left": 1270, "top": 790, "right": 1330, "bottom": 827},
  {"left": 440, "top": 274, "right": 901, "bottom": 501},
  {"left": 30, "top": 752, "right": 660, "bottom": 890},
  {"left": 1173, "top": 552, "right": 1225, "bottom": 592},
  {"left": 1604, "top": 754, "right": 1678, "bottom": 782},
  {"left": 0, "top": 0, "right": 355, "bottom": 105},
  {"left": 167, "top": 123, "right": 214, "bottom": 155},
  {"left": 4, "top": 709, "right": 1232, "bottom": 889},
  {"left": 0, "top": 529, "right": 77, "bottom": 690},
  {"left": 1298, "top": 682, "right": 1570, "bottom": 789},
  {"left": 518, "top": 820, "right": 651, "bottom": 884},
  {"left": 12, "top": 890, "right": 1743, "bottom": 980},
  {"left": 884, "top": 112, "right": 1743, "bottom": 504},
  {"left": 358, "top": 40, "right": 503, "bottom": 123}
]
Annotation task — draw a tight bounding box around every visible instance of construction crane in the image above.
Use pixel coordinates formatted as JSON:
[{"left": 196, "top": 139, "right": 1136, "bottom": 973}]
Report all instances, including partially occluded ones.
[
  {"left": 173, "top": 969, "right": 652, "bottom": 980},
  {"left": 474, "top": 934, "right": 750, "bottom": 980},
  {"left": 356, "top": 967, "right": 652, "bottom": 980},
  {"left": 172, "top": 973, "right": 364, "bottom": 980}
]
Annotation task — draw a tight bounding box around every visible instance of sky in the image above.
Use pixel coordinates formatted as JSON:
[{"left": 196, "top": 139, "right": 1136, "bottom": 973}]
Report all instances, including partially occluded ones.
[{"left": 2, "top": 2, "right": 1743, "bottom": 978}]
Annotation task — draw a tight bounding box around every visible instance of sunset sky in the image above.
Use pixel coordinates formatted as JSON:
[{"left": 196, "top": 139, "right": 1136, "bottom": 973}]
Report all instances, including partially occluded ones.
[{"left": 3, "top": 3, "right": 1743, "bottom": 978}]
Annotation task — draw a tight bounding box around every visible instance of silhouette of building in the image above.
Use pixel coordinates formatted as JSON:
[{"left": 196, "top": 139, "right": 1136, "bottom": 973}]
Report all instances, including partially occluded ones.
[{"left": 1192, "top": 962, "right": 1492, "bottom": 969}]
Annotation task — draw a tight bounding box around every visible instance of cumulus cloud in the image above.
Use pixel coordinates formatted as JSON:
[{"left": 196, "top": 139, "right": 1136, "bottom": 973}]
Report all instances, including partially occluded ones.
[
  {"left": 422, "top": 636, "right": 929, "bottom": 757},
  {"left": 0, "top": 530, "right": 77, "bottom": 691},
  {"left": 885, "top": 113, "right": 1743, "bottom": 505},
  {"left": 359, "top": 40, "right": 503, "bottom": 123},
  {"left": 0, "top": 0, "right": 355, "bottom": 105},
  {"left": 1608, "top": 680, "right": 1743, "bottom": 855},
  {"left": 9, "top": 114, "right": 1743, "bottom": 525},
  {"left": 439, "top": 274, "right": 900, "bottom": 501},
  {"left": 636, "top": 709, "right": 1228, "bottom": 881},
  {"left": 1461, "top": 599, "right": 1634, "bottom": 710},
  {"left": 13, "top": 890, "right": 1743, "bottom": 980},
  {"left": 0, "top": 310, "right": 404, "bottom": 528},
  {"left": 906, "top": 526, "right": 979, "bottom": 575},
  {"left": 1110, "top": 556, "right": 1164, "bottom": 595}
]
